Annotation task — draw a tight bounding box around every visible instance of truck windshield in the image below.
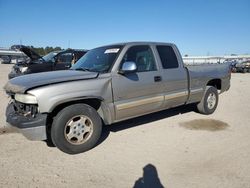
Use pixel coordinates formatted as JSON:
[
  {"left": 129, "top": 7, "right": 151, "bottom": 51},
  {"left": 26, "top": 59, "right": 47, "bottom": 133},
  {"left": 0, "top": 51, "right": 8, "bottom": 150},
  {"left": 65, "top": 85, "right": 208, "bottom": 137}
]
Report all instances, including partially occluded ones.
[
  {"left": 71, "top": 45, "right": 123, "bottom": 73},
  {"left": 42, "top": 52, "right": 59, "bottom": 62}
]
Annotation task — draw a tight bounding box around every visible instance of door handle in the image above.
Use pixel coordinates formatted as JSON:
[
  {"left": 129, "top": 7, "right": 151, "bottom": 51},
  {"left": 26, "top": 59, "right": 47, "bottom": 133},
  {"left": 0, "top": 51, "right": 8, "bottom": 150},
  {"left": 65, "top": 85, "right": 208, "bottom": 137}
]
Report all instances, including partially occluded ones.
[{"left": 154, "top": 76, "right": 162, "bottom": 82}]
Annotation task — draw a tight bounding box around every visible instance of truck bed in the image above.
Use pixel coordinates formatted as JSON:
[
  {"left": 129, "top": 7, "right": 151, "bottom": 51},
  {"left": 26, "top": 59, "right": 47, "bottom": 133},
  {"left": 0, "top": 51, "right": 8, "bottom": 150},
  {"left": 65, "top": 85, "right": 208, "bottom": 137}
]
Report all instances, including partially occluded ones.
[{"left": 185, "top": 63, "right": 231, "bottom": 104}]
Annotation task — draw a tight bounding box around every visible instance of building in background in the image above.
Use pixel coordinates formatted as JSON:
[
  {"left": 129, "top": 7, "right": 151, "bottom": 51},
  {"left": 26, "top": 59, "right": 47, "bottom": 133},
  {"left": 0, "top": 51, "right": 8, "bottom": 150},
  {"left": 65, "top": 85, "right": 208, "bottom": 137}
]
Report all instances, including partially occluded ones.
[
  {"left": 183, "top": 55, "right": 250, "bottom": 65},
  {"left": 0, "top": 48, "right": 25, "bottom": 64}
]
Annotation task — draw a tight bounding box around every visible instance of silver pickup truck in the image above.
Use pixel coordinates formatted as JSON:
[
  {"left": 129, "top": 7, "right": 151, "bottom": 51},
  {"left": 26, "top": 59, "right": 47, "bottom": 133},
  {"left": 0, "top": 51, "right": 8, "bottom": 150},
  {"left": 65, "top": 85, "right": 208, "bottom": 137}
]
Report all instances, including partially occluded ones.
[{"left": 4, "top": 42, "right": 231, "bottom": 154}]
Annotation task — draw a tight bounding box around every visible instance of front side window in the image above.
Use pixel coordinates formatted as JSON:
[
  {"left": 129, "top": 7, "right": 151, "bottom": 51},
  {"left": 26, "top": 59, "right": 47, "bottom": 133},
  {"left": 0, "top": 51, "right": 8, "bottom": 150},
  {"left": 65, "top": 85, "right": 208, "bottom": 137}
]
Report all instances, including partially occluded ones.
[
  {"left": 156, "top": 45, "right": 179, "bottom": 69},
  {"left": 72, "top": 45, "right": 123, "bottom": 73},
  {"left": 121, "top": 45, "right": 157, "bottom": 72},
  {"left": 56, "top": 53, "right": 73, "bottom": 65}
]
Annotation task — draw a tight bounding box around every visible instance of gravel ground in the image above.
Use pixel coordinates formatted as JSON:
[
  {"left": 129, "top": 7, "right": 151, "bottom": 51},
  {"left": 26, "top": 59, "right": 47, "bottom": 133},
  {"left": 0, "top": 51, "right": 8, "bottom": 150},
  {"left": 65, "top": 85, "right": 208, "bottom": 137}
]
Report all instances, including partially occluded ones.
[{"left": 0, "top": 63, "right": 250, "bottom": 188}]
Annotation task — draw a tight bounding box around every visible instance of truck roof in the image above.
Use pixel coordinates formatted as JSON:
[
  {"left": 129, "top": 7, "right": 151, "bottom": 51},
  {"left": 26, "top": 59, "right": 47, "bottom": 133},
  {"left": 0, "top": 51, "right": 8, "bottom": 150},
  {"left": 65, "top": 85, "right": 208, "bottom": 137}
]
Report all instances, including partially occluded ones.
[{"left": 97, "top": 41, "right": 175, "bottom": 48}]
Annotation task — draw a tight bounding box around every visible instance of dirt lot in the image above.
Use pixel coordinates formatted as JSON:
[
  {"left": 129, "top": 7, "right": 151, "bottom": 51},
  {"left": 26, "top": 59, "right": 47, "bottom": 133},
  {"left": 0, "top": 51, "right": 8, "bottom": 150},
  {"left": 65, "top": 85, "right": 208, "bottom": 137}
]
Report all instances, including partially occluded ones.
[{"left": 0, "top": 64, "right": 250, "bottom": 188}]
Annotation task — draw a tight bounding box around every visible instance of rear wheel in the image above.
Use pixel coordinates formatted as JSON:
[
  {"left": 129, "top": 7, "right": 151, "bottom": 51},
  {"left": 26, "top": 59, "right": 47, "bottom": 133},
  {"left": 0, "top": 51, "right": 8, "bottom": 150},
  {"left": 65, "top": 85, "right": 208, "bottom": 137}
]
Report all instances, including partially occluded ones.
[
  {"left": 197, "top": 86, "right": 218, "bottom": 115},
  {"left": 243, "top": 68, "right": 247, "bottom": 73},
  {"left": 51, "top": 104, "right": 102, "bottom": 154}
]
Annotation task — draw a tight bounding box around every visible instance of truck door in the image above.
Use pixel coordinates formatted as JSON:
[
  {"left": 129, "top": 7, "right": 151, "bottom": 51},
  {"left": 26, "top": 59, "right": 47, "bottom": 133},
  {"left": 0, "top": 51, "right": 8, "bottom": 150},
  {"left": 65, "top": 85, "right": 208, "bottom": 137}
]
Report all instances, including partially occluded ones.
[
  {"left": 28, "top": 61, "right": 53, "bottom": 73},
  {"left": 155, "top": 45, "right": 189, "bottom": 108},
  {"left": 112, "top": 45, "right": 164, "bottom": 121},
  {"left": 54, "top": 52, "right": 73, "bottom": 70}
]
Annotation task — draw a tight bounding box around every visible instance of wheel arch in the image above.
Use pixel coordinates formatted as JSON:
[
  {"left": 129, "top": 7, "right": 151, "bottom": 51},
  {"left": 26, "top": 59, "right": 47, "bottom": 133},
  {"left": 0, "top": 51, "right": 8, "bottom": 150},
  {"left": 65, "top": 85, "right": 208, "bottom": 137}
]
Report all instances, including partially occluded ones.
[
  {"left": 46, "top": 96, "right": 111, "bottom": 128},
  {"left": 206, "top": 79, "right": 221, "bottom": 90}
]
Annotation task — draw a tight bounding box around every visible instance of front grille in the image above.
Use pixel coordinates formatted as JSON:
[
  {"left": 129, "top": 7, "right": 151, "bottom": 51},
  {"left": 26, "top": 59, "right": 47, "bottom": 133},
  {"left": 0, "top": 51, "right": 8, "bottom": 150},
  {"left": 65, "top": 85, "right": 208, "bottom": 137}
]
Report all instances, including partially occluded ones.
[{"left": 13, "top": 101, "right": 38, "bottom": 117}]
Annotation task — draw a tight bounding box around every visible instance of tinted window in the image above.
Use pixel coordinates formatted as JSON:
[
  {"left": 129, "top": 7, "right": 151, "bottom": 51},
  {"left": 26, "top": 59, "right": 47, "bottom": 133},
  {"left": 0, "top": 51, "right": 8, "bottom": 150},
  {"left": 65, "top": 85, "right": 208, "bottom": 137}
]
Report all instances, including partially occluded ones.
[
  {"left": 156, "top": 46, "right": 179, "bottom": 69},
  {"left": 57, "top": 53, "right": 73, "bottom": 65},
  {"left": 122, "top": 46, "right": 156, "bottom": 72}
]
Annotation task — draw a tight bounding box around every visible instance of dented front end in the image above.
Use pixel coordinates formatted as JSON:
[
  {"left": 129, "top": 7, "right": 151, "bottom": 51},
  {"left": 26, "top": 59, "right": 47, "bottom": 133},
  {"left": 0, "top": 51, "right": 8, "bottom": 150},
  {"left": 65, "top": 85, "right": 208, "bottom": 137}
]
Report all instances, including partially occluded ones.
[{"left": 6, "top": 93, "right": 47, "bottom": 141}]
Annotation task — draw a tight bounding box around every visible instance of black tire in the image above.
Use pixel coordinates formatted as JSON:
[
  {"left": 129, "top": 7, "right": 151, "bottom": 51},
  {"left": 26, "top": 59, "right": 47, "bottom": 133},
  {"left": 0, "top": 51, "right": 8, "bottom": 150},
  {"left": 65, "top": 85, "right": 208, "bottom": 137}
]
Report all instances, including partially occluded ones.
[
  {"left": 51, "top": 104, "right": 102, "bottom": 154},
  {"left": 243, "top": 68, "right": 247, "bottom": 73},
  {"left": 197, "top": 86, "right": 218, "bottom": 115}
]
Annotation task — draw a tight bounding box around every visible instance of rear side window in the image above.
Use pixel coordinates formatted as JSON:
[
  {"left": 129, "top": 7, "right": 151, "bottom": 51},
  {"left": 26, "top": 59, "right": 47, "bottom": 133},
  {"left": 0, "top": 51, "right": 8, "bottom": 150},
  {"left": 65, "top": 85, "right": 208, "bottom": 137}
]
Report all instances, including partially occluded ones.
[{"left": 156, "top": 46, "right": 179, "bottom": 69}]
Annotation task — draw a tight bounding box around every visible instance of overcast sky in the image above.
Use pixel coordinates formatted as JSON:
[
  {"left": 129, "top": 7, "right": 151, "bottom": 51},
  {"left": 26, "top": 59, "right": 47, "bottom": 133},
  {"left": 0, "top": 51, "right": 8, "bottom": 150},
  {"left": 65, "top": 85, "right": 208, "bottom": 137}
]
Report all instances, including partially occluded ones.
[{"left": 0, "top": 0, "right": 249, "bottom": 55}]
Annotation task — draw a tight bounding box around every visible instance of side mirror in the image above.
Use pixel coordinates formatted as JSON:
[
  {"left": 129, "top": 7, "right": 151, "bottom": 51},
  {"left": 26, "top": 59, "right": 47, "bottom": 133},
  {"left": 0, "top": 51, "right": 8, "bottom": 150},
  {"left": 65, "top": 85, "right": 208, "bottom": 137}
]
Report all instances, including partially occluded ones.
[
  {"left": 119, "top": 61, "right": 137, "bottom": 74},
  {"left": 52, "top": 56, "right": 57, "bottom": 64}
]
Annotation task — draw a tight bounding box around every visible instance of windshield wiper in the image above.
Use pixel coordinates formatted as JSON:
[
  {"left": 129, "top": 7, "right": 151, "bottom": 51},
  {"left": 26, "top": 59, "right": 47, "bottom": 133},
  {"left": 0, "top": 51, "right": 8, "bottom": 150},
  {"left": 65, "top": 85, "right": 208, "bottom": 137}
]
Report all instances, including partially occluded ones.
[
  {"left": 74, "top": 68, "right": 91, "bottom": 71},
  {"left": 72, "top": 67, "right": 100, "bottom": 73}
]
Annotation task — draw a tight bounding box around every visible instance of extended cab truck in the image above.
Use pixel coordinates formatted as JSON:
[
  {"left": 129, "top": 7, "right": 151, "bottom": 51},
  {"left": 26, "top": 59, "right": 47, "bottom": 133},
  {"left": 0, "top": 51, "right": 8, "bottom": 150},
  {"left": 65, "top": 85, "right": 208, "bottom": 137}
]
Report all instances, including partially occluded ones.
[{"left": 4, "top": 42, "right": 231, "bottom": 154}]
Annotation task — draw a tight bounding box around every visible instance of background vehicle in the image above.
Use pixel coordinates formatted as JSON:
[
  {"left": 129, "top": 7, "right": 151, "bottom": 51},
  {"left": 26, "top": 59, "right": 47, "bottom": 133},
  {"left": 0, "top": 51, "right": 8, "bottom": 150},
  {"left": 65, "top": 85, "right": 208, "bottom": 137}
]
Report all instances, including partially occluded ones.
[
  {"left": 5, "top": 42, "right": 231, "bottom": 154},
  {"left": 235, "top": 61, "right": 250, "bottom": 73},
  {"left": 0, "top": 56, "right": 11, "bottom": 64},
  {"left": 0, "top": 47, "right": 25, "bottom": 64},
  {"left": 8, "top": 45, "right": 88, "bottom": 79},
  {"left": 223, "top": 60, "right": 239, "bottom": 73}
]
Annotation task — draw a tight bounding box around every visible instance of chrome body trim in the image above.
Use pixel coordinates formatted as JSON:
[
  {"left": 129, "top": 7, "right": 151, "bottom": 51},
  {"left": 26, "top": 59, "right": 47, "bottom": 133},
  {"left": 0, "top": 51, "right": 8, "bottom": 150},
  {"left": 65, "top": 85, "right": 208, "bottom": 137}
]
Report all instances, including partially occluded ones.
[
  {"left": 164, "top": 91, "right": 188, "bottom": 100},
  {"left": 190, "top": 88, "right": 203, "bottom": 93},
  {"left": 116, "top": 90, "right": 190, "bottom": 111},
  {"left": 116, "top": 95, "right": 164, "bottom": 111}
]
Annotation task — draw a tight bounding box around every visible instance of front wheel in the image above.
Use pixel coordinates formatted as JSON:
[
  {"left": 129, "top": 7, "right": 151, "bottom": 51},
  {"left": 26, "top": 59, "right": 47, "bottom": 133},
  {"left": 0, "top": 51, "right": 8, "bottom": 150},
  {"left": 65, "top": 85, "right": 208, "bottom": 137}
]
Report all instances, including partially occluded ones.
[
  {"left": 197, "top": 86, "right": 218, "bottom": 115},
  {"left": 51, "top": 104, "right": 102, "bottom": 154}
]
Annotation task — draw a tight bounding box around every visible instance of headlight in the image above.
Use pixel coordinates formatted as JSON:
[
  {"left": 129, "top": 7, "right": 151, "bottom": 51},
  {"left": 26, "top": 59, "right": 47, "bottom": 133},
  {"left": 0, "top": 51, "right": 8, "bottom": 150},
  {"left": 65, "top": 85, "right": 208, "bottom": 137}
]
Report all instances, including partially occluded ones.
[
  {"left": 15, "top": 94, "right": 38, "bottom": 104},
  {"left": 20, "top": 67, "right": 28, "bottom": 73}
]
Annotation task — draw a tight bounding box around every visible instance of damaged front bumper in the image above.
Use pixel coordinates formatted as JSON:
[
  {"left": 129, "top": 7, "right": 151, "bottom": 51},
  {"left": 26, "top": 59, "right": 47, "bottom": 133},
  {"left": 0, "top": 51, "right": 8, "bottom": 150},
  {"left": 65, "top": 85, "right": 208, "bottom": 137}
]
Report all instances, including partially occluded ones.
[
  {"left": 8, "top": 68, "right": 23, "bottom": 80},
  {"left": 8, "top": 72, "right": 21, "bottom": 80},
  {"left": 6, "top": 102, "right": 47, "bottom": 141}
]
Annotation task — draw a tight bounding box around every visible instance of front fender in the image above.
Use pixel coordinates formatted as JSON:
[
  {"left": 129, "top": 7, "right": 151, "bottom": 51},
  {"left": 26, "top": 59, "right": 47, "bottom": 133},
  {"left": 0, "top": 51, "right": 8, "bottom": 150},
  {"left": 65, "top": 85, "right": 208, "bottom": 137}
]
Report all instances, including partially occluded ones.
[
  {"left": 47, "top": 96, "right": 114, "bottom": 125},
  {"left": 46, "top": 95, "right": 104, "bottom": 113},
  {"left": 27, "top": 76, "right": 114, "bottom": 124}
]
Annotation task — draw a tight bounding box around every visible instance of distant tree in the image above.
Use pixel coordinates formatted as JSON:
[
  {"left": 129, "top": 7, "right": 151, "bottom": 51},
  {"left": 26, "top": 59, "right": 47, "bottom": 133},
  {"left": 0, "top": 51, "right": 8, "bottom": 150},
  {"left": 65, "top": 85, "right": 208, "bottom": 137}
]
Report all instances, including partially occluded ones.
[
  {"left": 54, "top": 47, "right": 62, "bottom": 51},
  {"left": 28, "top": 46, "right": 63, "bottom": 56}
]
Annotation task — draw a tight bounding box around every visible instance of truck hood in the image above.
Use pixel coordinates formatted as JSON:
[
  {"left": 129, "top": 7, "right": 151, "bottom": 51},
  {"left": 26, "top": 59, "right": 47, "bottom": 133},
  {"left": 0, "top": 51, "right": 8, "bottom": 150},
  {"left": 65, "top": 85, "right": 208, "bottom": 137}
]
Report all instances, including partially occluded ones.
[
  {"left": 19, "top": 46, "right": 42, "bottom": 61},
  {"left": 4, "top": 70, "right": 99, "bottom": 94}
]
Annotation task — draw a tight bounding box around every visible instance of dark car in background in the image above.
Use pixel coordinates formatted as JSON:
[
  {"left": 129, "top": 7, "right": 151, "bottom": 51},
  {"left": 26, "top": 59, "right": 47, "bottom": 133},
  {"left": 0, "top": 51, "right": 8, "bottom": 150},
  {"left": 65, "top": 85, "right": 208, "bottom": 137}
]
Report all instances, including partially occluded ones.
[
  {"left": 8, "top": 46, "right": 87, "bottom": 79},
  {"left": 235, "top": 61, "right": 250, "bottom": 73},
  {"left": 223, "top": 60, "right": 239, "bottom": 73}
]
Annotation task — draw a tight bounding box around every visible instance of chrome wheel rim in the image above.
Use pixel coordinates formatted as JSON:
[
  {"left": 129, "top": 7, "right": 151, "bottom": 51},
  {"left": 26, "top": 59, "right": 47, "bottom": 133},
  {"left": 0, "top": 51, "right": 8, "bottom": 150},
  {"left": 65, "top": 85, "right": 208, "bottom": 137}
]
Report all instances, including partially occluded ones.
[
  {"left": 207, "top": 93, "right": 216, "bottom": 109},
  {"left": 64, "top": 115, "right": 93, "bottom": 145}
]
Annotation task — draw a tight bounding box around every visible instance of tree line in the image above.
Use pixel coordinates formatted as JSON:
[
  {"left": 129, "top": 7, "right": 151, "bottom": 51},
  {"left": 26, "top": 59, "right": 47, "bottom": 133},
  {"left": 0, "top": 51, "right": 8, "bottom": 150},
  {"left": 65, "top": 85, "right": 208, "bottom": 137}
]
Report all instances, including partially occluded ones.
[{"left": 28, "top": 46, "right": 63, "bottom": 56}]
